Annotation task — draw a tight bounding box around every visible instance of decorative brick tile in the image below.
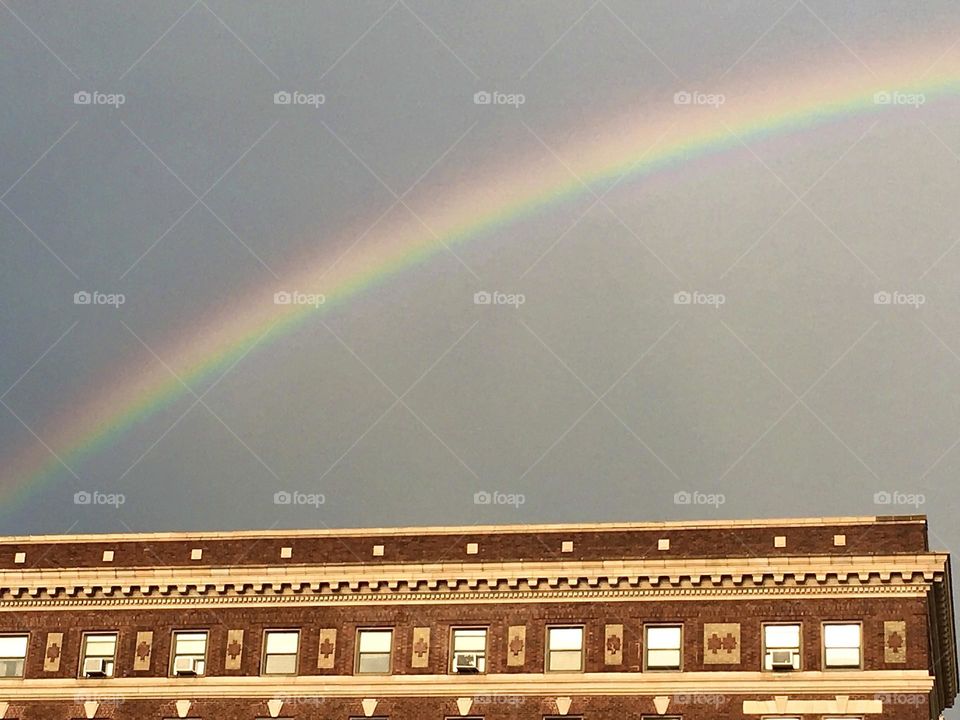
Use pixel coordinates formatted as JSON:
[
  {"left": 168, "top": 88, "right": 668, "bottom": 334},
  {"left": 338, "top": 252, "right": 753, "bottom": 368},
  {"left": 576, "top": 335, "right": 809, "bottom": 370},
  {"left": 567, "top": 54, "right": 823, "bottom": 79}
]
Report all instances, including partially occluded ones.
[
  {"left": 604, "top": 624, "right": 623, "bottom": 665},
  {"left": 885, "top": 620, "right": 907, "bottom": 663},
  {"left": 411, "top": 627, "right": 430, "bottom": 668},
  {"left": 507, "top": 625, "right": 526, "bottom": 666},
  {"left": 317, "top": 628, "right": 337, "bottom": 669},
  {"left": 704, "top": 623, "right": 740, "bottom": 664}
]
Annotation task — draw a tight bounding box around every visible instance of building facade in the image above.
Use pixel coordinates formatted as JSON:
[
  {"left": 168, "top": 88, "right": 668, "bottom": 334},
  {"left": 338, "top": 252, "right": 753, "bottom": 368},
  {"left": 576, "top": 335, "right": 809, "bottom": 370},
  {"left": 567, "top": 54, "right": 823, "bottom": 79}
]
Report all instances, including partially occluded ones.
[{"left": 0, "top": 515, "right": 954, "bottom": 720}]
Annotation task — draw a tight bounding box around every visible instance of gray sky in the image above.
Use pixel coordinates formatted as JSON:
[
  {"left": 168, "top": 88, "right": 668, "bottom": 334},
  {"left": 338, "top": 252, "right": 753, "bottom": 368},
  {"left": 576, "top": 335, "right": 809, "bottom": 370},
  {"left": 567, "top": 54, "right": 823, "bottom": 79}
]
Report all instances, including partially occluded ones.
[{"left": 2, "top": 0, "right": 960, "bottom": 561}]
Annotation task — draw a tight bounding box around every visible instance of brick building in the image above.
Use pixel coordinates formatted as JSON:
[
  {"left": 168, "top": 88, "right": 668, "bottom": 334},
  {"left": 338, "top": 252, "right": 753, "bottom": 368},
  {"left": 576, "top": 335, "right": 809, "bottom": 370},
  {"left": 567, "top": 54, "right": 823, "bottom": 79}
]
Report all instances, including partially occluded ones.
[{"left": 0, "top": 515, "right": 954, "bottom": 720}]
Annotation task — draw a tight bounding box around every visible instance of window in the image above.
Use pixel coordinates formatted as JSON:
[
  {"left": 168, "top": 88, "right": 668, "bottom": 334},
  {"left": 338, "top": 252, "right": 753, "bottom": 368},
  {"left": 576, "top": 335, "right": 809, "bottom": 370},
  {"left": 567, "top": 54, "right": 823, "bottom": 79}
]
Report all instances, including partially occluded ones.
[
  {"left": 356, "top": 629, "right": 393, "bottom": 674},
  {"left": 170, "top": 631, "right": 207, "bottom": 676},
  {"left": 763, "top": 623, "right": 801, "bottom": 670},
  {"left": 546, "top": 626, "right": 584, "bottom": 672},
  {"left": 823, "top": 623, "right": 862, "bottom": 668},
  {"left": 80, "top": 633, "right": 117, "bottom": 677},
  {"left": 644, "top": 625, "right": 682, "bottom": 670},
  {"left": 262, "top": 630, "right": 299, "bottom": 675},
  {"left": 0, "top": 635, "right": 27, "bottom": 677},
  {"left": 451, "top": 627, "right": 487, "bottom": 673}
]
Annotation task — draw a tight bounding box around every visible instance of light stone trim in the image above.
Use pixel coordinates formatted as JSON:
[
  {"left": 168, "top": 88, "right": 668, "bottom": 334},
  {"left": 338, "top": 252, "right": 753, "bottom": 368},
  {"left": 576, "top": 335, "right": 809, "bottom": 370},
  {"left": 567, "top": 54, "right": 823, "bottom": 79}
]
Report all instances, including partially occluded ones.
[
  {"left": 0, "top": 670, "right": 933, "bottom": 701},
  {"left": 0, "top": 554, "right": 946, "bottom": 601}
]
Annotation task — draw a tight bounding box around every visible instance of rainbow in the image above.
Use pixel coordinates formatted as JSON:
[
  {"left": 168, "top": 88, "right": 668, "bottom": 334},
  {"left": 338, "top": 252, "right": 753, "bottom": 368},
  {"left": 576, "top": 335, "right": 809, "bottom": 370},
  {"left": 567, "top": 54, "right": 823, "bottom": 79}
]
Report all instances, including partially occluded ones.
[{"left": 3, "top": 50, "right": 959, "bottom": 510}]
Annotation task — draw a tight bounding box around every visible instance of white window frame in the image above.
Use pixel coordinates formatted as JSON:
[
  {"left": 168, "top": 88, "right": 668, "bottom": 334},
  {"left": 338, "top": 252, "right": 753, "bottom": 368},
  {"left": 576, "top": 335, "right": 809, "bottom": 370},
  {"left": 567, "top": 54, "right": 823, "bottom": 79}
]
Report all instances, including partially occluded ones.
[
  {"left": 355, "top": 628, "right": 393, "bottom": 675},
  {"left": 0, "top": 634, "right": 28, "bottom": 678},
  {"left": 80, "top": 632, "right": 118, "bottom": 677},
  {"left": 644, "top": 624, "right": 683, "bottom": 670},
  {"left": 170, "top": 630, "right": 208, "bottom": 677},
  {"left": 450, "top": 626, "right": 488, "bottom": 673},
  {"left": 545, "top": 625, "right": 584, "bottom": 672},
  {"left": 262, "top": 629, "right": 300, "bottom": 676},
  {"left": 822, "top": 622, "right": 862, "bottom": 669},
  {"left": 762, "top": 622, "right": 802, "bottom": 671}
]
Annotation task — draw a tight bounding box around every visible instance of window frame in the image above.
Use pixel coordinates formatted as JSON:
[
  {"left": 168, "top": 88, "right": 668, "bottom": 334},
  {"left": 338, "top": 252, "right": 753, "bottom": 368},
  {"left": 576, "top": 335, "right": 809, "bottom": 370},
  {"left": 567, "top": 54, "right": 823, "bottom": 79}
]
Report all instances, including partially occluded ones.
[
  {"left": 0, "top": 633, "right": 29, "bottom": 679},
  {"left": 545, "top": 624, "right": 585, "bottom": 673},
  {"left": 261, "top": 629, "right": 300, "bottom": 676},
  {"left": 355, "top": 628, "right": 394, "bottom": 675},
  {"left": 169, "top": 630, "right": 209, "bottom": 677},
  {"left": 762, "top": 622, "right": 802, "bottom": 671},
  {"left": 643, "top": 623, "right": 684, "bottom": 671},
  {"left": 821, "top": 621, "right": 863, "bottom": 670},
  {"left": 449, "top": 626, "right": 488, "bottom": 673},
  {"left": 79, "top": 631, "right": 118, "bottom": 678}
]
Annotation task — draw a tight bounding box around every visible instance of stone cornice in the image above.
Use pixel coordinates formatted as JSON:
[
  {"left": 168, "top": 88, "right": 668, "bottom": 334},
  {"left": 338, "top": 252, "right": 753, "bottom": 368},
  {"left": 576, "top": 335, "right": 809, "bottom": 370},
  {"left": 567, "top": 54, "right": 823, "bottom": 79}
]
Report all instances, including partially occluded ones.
[
  {"left": 0, "top": 670, "right": 935, "bottom": 700},
  {"left": 0, "top": 554, "right": 946, "bottom": 605}
]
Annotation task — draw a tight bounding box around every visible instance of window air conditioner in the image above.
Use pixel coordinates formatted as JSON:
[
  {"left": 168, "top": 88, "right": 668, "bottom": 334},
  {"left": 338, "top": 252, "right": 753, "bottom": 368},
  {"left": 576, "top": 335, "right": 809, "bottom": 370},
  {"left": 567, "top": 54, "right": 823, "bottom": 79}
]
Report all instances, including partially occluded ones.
[
  {"left": 82, "top": 657, "right": 108, "bottom": 677},
  {"left": 454, "top": 653, "right": 480, "bottom": 672},
  {"left": 770, "top": 649, "right": 798, "bottom": 670}
]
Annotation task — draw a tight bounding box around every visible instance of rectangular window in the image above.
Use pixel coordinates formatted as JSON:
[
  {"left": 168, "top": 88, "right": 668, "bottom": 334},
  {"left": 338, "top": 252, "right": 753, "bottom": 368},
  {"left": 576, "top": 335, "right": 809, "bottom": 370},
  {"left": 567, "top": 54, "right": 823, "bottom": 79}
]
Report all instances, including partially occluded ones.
[
  {"left": 0, "top": 635, "right": 28, "bottom": 678},
  {"left": 451, "top": 627, "right": 487, "bottom": 673},
  {"left": 171, "top": 631, "right": 207, "bottom": 676},
  {"left": 823, "top": 623, "right": 862, "bottom": 668},
  {"left": 546, "top": 626, "right": 584, "bottom": 672},
  {"left": 262, "top": 630, "right": 299, "bottom": 675},
  {"left": 356, "top": 629, "right": 393, "bottom": 674},
  {"left": 80, "top": 633, "right": 117, "bottom": 677},
  {"left": 763, "top": 623, "right": 801, "bottom": 670},
  {"left": 644, "top": 625, "right": 682, "bottom": 670}
]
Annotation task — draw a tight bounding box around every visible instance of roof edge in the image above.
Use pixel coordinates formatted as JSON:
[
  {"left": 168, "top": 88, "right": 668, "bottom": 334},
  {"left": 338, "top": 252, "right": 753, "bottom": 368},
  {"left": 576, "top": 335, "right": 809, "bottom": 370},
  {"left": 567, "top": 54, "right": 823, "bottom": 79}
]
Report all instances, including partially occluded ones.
[{"left": 0, "top": 515, "right": 925, "bottom": 544}]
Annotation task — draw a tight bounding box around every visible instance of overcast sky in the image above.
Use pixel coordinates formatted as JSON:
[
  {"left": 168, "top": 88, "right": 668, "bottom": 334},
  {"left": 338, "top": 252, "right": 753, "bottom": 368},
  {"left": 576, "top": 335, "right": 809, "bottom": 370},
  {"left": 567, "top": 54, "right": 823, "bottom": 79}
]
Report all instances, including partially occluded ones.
[{"left": 2, "top": 0, "right": 960, "bottom": 566}]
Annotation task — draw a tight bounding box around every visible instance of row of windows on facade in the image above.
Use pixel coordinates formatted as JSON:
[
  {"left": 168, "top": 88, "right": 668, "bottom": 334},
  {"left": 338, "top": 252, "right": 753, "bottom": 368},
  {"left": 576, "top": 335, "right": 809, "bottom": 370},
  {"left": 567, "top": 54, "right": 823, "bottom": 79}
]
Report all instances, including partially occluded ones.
[{"left": 0, "top": 622, "right": 863, "bottom": 678}]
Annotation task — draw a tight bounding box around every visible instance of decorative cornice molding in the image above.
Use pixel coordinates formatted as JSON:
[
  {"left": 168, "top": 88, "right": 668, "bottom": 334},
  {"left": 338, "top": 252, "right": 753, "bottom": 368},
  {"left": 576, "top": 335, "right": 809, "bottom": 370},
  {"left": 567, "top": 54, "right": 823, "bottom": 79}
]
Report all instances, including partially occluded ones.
[{"left": 0, "top": 554, "right": 946, "bottom": 606}]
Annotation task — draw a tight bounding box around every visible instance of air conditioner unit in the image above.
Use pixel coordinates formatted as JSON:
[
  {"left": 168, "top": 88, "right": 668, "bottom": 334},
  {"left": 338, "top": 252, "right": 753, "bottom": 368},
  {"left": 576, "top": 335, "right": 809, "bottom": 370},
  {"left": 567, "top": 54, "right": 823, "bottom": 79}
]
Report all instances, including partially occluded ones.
[
  {"left": 82, "top": 658, "right": 108, "bottom": 677},
  {"left": 173, "top": 657, "right": 201, "bottom": 676},
  {"left": 454, "top": 653, "right": 480, "bottom": 672},
  {"left": 770, "top": 649, "right": 798, "bottom": 670}
]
